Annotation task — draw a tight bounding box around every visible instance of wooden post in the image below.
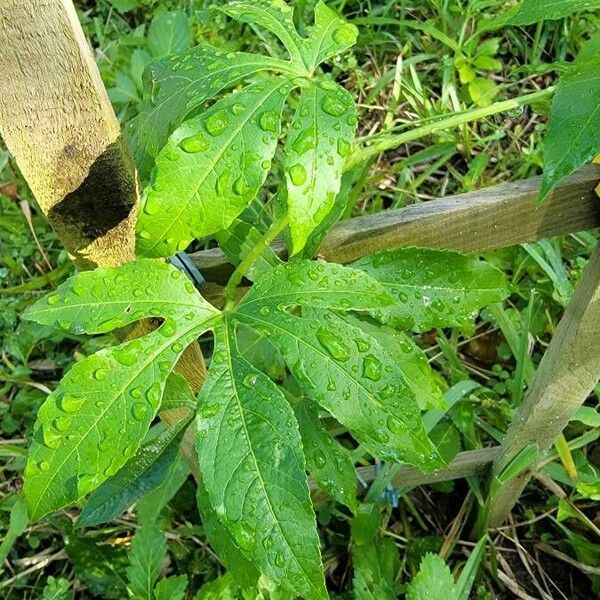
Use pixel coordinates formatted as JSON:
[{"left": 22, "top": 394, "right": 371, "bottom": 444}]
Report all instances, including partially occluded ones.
[
  {"left": 487, "top": 243, "right": 600, "bottom": 527},
  {"left": 0, "top": 1, "right": 204, "bottom": 471},
  {"left": 0, "top": 0, "right": 137, "bottom": 268}
]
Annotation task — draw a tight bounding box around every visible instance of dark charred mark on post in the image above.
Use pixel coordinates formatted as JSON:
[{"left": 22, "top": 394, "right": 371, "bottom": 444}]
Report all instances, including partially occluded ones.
[{"left": 48, "top": 136, "right": 136, "bottom": 251}]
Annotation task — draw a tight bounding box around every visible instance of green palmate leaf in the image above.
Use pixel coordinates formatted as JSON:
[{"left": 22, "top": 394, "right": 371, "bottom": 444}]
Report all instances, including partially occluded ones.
[
  {"left": 295, "top": 400, "right": 358, "bottom": 512},
  {"left": 22, "top": 260, "right": 220, "bottom": 520},
  {"left": 154, "top": 576, "right": 188, "bottom": 600},
  {"left": 284, "top": 79, "right": 356, "bottom": 255},
  {"left": 196, "top": 319, "right": 326, "bottom": 600},
  {"left": 506, "top": 0, "right": 600, "bottom": 25},
  {"left": 353, "top": 248, "right": 508, "bottom": 332},
  {"left": 406, "top": 553, "right": 458, "bottom": 600},
  {"left": 299, "top": 1, "right": 358, "bottom": 71},
  {"left": 196, "top": 480, "right": 260, "bottom": 589},
  {"left": 137, "top": 77, "right": 295, "bottom": 257},
  {"left": 125, "top": 45, "right": 294, "bottom": 179},
  {"left": 345, "top": 316, "right": 446, "bottom": 411},
  {"left": 539, "top": 61, "right": 600, "bottom": 201},
  {"left": 223, "top": 1, "right": 357, "bottom": 73},
  {"left": 222, "top": 0, "right": 305, "bottom": 67},
  {"left": 126, "top": 524, "right": 166, "bottom": 600},
  {"left": 305, "top": 309, "right": 444, "bottom": 468},
  {"left": 234, "top": 261, "right": 444, "bottom": 469},
  {"left": 80, "top": 397, "right": 192, "bottom": 526}
]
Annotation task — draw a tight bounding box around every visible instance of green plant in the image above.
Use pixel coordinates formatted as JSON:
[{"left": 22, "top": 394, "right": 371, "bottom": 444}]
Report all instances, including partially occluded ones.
[{"left": 12, "top": 0, "right": 600, "bottom": 598}]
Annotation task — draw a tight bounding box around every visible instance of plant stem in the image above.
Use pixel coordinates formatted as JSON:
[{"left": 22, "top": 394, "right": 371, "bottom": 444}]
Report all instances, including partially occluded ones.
[
  {"left": 223, "top": 213, "right": 290, "bottom": 309},
  {"left": 345, "top": 87, "right": 554, "bottom": 170}
]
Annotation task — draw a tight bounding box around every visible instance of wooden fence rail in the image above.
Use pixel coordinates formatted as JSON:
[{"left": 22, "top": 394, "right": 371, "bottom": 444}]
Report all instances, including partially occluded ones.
[{"left": 190, "top": 164, "right": 600, "bottom": 283}]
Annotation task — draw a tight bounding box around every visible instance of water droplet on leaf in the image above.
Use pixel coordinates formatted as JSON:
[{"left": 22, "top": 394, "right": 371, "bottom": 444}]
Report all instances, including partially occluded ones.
[
  {"left": 322, "top": 95, "right": 347, "bottom": 117},
  {"left": 337, "top": 138, "right": 351, "bottom": 157},
  {"left": 362, "top": 355, "right": 382, "bottom": 381},
  {"left": 243, "top": 373, "right": 258, "bottom": 388},
  {"left": 205, "top": 110, "right": 229, "bottom": 136},
  {"left": 231, "top": 103, "right": 245, "bottom": 116},
  {"left": 60, "top": 394, "right": 84, "bottom": 413},
  {"left": 316, "top": 328, "right": 351, "bottom": 362},
  {"left": 386, "top": 415, "right": 404, "bottom": 435},
  {"left": 180, "top": 132, "right": 210, "bottom": 153},
  {"left": 113, "top": 347, "right": 138, "bottom": 367},
  {"left": 131, "top": 402, "right": 146, "bottom": 421},
  {"left": 313, "top": 449, "right": 326, "bottom": 468},
  {"left": 292, "top": 127, "right": 317, "bottom": 154},
  {"left": 93, "top": 368, "right": 108, "bottom": 381},
  {"left": 289, "top": 163, "right": 307, "bottom": 186},
  {"left": 200, "top": 402, "right": 220, "bottom": 418},
  {"left": 259, "top": 111, "right": 279, "bottom": 133}
]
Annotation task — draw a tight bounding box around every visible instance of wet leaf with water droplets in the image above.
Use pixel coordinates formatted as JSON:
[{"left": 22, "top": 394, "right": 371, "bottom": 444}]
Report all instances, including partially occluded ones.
[
  {"left": 22, "top": 260, "right": 220, "bottom": 520},
  {"left": 284, "top": 80, "right": 357, "bottom": 255},
  {"left": 223, "top": 1, "right": 357, "bottom": 72},
  {"left": 233, "top": 261, "right": 443, "bottom": 470},
  {"left": 196, "top": 319, "right": 327, "bottom": 600},
  {"left": 345, "top": 316, "right": 446, "bottom": 411},
  {"left": 80, "top": 375, "right": 194, "bottom": 527},
  {"left": 221, "top": 0, "right": 305, "bottom": 66},
  {"left": 196, "top": 480, "right": 260, "bottom": 588},
  {"left": 299, "top": 1, "right": 358, "bottom": 70},
  {"left": 137, "top": 77, "right": 294, "bottom": 258},
  {"left": 353, "top": 248, "right": 508, "bottom": 332},
  {"left": 125, "top": 43, "right": 294, "bottom": 179},
  {"left": 295, "top": 401, "right": 358, "bottom": 513}
]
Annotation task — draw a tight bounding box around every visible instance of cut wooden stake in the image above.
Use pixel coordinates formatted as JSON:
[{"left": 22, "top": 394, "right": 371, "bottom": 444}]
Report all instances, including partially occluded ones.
[
  {"left": 0, "top": 0, "right": 137, "bottom": 268},
  {"left": 487, "top": 243, "right": 600, "bottom": 527}
]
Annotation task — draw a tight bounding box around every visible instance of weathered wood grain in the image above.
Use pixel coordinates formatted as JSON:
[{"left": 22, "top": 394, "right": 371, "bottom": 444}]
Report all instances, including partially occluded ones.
[
  {"left": 0, "top": 0, "right": 137, "bottom": 268},
  {"left": 488, "top": 243, "right": 600, "bottom": 527},
  {"left": 191, "top": 165, "right": 600, "bottom": 283},
  {"left": 356, "top": 446, "right": 499, "bottom": 489}
]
